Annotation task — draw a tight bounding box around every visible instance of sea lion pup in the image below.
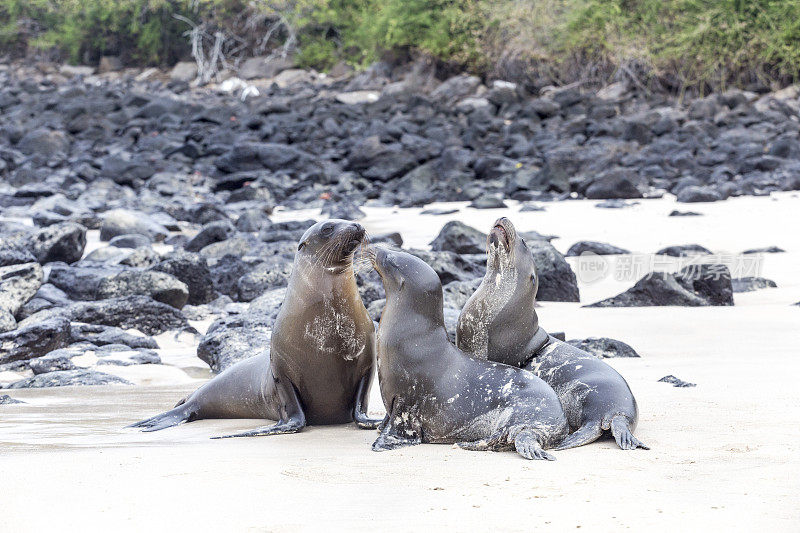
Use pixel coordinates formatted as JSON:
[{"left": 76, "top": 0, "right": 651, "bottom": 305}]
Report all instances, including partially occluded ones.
[
  {"left": 456, "top": 217, "right": 648, "bottom": 450},
  {"left": 129, "top": 219, "right": 381, "bottom": 437},
  {"left": 370, "top": 246, "right": 568, "bottom": 460}
]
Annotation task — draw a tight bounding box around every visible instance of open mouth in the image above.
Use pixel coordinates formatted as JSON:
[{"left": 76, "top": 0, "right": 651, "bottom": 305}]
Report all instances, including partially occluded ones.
[{"left": 489, "top": 224, "right": 510, "bottom": 250}]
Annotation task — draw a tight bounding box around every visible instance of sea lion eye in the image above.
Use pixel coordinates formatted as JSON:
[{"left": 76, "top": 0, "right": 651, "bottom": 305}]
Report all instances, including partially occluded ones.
[{"left": 321, "top": 224, "right": 334, "bottom": 237}]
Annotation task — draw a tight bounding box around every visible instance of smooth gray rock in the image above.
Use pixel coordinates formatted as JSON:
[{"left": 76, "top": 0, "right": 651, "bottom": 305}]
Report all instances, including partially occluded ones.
[
  {"left": 99, "top": 209, "right": 169, "bottom": 242},
  {"left": 97, "top": 270, "right": 188, "bottom": 309},
  {"left": 6, "top": 369, "right": 131, "bottom": 388}
]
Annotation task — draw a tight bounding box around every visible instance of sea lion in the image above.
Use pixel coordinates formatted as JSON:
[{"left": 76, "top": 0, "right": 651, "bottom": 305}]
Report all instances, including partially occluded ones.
[
  {"left": 129, "top": 219, "right": 380, "bottom": 437},
  {"left": 370, "top": 246, "right": 568, "bottom": 460},
  {"left": 456, "top": 217, "right": 648, "bottom": 450}
]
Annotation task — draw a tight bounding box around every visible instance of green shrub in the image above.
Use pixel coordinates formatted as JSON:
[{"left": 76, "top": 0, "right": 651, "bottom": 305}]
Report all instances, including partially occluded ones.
[{"left": 2, "top": 0, "right": 800, "bottom": 91}]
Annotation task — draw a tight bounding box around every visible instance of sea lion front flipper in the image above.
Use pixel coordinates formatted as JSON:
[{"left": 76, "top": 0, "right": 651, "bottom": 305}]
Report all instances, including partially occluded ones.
[
  {"left": 371, "top": 398, "right": 422, "bottom": 451},
  {"left": 610, "top": 416, "right": 649, "bottom": 450},
  {"left": 212, "top": 373, "right": 306, "bottom": 439},
  {"left": 353, "top": 372, "right": 382, "bottom": 430},
  {"left": 554, "top": 421, "right": 603, "bottom": 450}
]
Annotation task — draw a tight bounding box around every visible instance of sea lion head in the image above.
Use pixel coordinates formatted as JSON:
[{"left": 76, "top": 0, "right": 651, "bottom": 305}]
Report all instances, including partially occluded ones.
[
  {"left": 372, "top": 246, "right": 443, "bottom": 308},
  {"left": 297, "top": 219, "right": 367, "bottom": 272},
  {"left": 487, "top": 217, "right": 537, "bottom": 292},
  {"left": 457, "top": 217, "right": 539, "bottom": 362}
]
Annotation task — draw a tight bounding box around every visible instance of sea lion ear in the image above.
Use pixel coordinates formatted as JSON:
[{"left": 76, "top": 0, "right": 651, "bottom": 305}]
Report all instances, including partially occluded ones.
[{"left": 399, "top": 278, "right": 405, "bottom": 292}]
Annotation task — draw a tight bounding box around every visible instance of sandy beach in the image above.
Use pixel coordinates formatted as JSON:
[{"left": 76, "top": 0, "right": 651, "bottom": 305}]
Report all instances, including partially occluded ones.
[{"left": 2, "top": 193, "right": 799, "bottom": 532}]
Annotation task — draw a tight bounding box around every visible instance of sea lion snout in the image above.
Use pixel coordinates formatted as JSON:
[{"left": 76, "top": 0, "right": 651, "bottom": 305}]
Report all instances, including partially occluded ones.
[
  {"left": 490, "top": 217, "right": 512, "bottom": 251},
  {"left": 342, "top": 222, "right": 366, "bottom": 254}
]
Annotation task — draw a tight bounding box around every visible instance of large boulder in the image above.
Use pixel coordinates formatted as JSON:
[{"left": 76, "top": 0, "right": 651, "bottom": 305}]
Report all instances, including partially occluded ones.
[
  {"left": 236, "top": 259, "right": 293, "bottom": 301},
  {"left": 99, "top": 209, "right": 169, "bottom": 242},
  {"left": 185, "top": 221, "right": 236, "bottom": 252},
  {"left": 6, "top": 369, "right": 131, "bottom": 389},
  {"left": 585, "top": 169, "right": 643, "bottom": 200},
  {"left": 197, "top": 321, "right": 271, "bottom": 373},
  {"left": 656, "top": 244, "right": 712, "bottom": 257},
  {"left": 566, "top": 241, "right": 630, "bottom": 257},
  {"left": 28, "top": 222, "right": 87, "bottom": 264},
  {"left": 17, "top": 128, "right": 69, "bottom": 157},
  {"left": 0, "top": 247, "right": 37, "bottom": 267},
  {"left": 442, "top": 278, "right": 482, "bottom": 310},
  {"left": 215, "top": 143, "right": 309, "bottom": 174},
  {"left": 429, "top": 221, "right": 487, "bottom": 255},
  {"left": 69, "top": 296, "right": 189, "bottom": 335},
  {"left": 0, "top": 315, "right": 71, "bottom": 365},
  {"left": 587, "top": 265, "right": 732, "bottom": 307},
  {"left": 70, "top": 323, "right": 159, "bottom": 349},
  {"left": 566, "top": 337, "right": 641, "bottom": 358},
  {"left": 96, "top": 270, "right": 189, "bottom": 309},
  {"left": 47, "top": 263, "right": 124, "bottom": 300},
  {"left": 676, "top": 186, "right": 722, "bottom": 203},
  {"left": 529, "top": 240, "right": 580, "bottom": 302},
  {"left": 407, "top": 249, "right": 485, "bottom": 285},
  {"left": 151, "top": 251, "right": 218, "bottom": 305},
  {"left": 675, "top": 264, "right": 733, "bottom": 306},
  {"left": 0, "top": 262, "right": 43, "bottom": 321},
  {"left": 731, "top": 277, "right": 777, "bottom": 293},
  {"left": 586, "top": 272, "right": 707, "bottom": 307}
]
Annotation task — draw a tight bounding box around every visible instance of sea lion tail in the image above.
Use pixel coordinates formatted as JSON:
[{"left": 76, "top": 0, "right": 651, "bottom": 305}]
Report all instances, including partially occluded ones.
[
  {"left": 554, "top": 421, "right": 603, "bottom": 450},
  {"left": 127, "top": 405, "right": 194, "bottom": 432}
]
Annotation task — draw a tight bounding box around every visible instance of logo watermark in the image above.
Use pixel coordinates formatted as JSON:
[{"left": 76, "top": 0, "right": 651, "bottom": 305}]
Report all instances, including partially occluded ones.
[{"left": 573, "top": 252, "right": 764, "bottom": 284}]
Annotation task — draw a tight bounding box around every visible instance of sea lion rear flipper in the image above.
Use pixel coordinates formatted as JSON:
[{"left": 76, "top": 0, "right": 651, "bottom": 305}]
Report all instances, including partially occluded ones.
[
  {"left": 555, "top": 421, "right": 603, "bottom": 450},
  {"left": 212, "top": 373, "right": 306, "bottom": 439},
  {"left": 353, "top": 372, "right": 382, "bottom": 430},
  {"left": 127, "top": 404, "right": 196, "bottom": 432},
  {"left": 514, "top": 429, "right": 556, "bottom": 461},
  {"left": 610, "top": 416, "right": 649, "bottom": 450},
  {"left": 371, "top": 398, "right": 422, "bottom": 451}
]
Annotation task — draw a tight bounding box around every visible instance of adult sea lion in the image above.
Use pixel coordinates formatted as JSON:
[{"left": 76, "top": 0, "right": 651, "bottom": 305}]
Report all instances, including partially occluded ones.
[
  {"left": 371, "top": 246, "right": 568, "bottom": 460},
  {"left": 456, "top": 217, "right": 648, "bottom": 450},
  {"left": 130, "top": 219, "right": 380, "bottom": 437}
]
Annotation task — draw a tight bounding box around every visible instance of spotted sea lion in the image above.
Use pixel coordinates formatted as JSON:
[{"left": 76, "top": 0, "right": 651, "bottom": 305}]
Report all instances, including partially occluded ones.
[
  {"left": 456, "top": 217, "right": 648, "bottom": 450},
  {"left": 371, "top": 246, "right": 568, "bottom": 460},
  {"left": 129, "top": 219, "right": 380, "bottom": 437}
]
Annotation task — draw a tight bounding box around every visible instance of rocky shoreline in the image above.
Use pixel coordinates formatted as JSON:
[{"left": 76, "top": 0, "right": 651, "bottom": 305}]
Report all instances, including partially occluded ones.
[{"left": 0, "top": 59, "right": 796, "bottom": 389}]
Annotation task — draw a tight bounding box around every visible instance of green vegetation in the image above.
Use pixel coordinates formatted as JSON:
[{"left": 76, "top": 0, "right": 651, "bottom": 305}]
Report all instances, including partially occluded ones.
[{"left": 3, "top": 0, "right": 800, "bottom": 91}]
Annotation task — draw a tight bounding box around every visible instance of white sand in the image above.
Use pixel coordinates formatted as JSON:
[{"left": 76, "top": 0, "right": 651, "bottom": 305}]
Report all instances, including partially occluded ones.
[{"left": 1, "top": 194, "right": 799, "bottom": 531}]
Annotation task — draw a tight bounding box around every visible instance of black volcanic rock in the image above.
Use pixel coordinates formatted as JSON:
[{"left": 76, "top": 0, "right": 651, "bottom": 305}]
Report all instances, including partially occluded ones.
[
  {"left": 69, "top": 296, "right": 189, "bottom": 335},
  {"left": 731, "top": 277, "right": 777, "bottom": 293},
  {"left": 587, "top": 265, "right": 732, "bottom": 307},
  {"left": 567, "top": 337, "right": 641, "bottom": 358},
  {"left": 429, "top": 221, "right": 487, "bottom": 255},
  {"left": 0, "top": 316, "right": 71, "bottom": 365},
  {"left": 529, "top": 240, "right": 580, "bottom": 302},
  {"left": 6, "top": 369, "right": 131, "bottom": 389},
  {"left": 566, "top": 241, "right": 630, "bottom": 256},
  {"left": 656, "top": 244, "right": 712, "bottom": 257}
]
